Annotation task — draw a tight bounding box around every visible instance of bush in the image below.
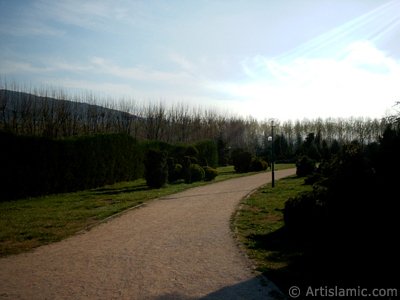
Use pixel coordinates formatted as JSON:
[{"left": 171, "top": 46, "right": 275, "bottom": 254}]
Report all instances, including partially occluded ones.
[
  {"left": 251, "top": 157, "right": 268, "bottom": 171},
  {"left": 232, "top": 150, "right": 253, "bottom": 173},
  {"left": 174, "top": 164, "right": 183, "bottom": 178},
  {"left": 195, "top": 140, "right": 218, "bottom": 168},
  {"left": 185, "top": 145, "right": 199, "bottom": 157},
  {"left": 304, "top": 172, "right": 323, "bottom": 185},
  {"left": 170, "top": 163, "right": 183, "bottom": 183},
  {"left": 203, "top": 166, "right": 218, "bottom": 181},
  {"left": 184, "top": 155, "right": 198, "bottom": 165},
  {"left": 185, "top": 164, "right": 205, "bottom": 183},
  {"left": 284, "top": 189, "right": 326, "bottom": 235},
  {"left": 167, "top": 158, "right": 184, "bottom": 183},
  {"left": 144, "top": 149, "right": 168, "bottom": 188},
  {"left": 296, "top": 155, "right": 316, "bottom": 177}
]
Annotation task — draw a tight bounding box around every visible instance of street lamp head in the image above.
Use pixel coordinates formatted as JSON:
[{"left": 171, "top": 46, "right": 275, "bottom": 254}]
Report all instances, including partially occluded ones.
[{"left": 267, "top": 136, "right": 273, "bottom": 142}]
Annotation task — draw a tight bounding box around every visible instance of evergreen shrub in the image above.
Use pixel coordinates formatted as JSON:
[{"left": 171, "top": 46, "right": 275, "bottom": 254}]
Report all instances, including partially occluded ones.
[
  {"left": 296, "top": 155, "right": 316, "bottom": 177},
  {"left": 251, "top": 158, "right": 268, "bottom": 171},
  {"left": 144, "top": 149, "right": 168, "bottom": 188},
  {"left": 203, "top": 166, "right": 218, "bottom": 181}
]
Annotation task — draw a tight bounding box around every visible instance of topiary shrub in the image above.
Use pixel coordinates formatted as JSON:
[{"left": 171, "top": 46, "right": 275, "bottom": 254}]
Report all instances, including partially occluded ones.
[
  {"left": 203, "top": 166, "right": 218, "bottom": 181},
  {"left": 251, "top": 157, "right": 268, "bottom": 171},
  {"left": 172, "top": 163, "right": 183, "bottom": 182},
  {"left": 232, "top": 150, "right": 253, "bottom": 173},
  {"left": 144, "top": 149, "right": 168, "bottom": 188},
  {"left": 185, "top": 145, "right": 199, "bottom": 158},
  {"left": 284, "top": 189, "right": 326, "bottom": 236},
  {"left": 167, "top": 157, "right": 183, "bottom": 183},
  {"left": 296, "top": 155, "right": 316, "bottom": 177},
  {"left": 195, "top": 140, "right": 219, "bottom": 168},
  {"left": 185, "top": 164, "right": 205, "bottom": 183},
  {"left": 183, "top": 155, "right": 198, "bottom": 165}
]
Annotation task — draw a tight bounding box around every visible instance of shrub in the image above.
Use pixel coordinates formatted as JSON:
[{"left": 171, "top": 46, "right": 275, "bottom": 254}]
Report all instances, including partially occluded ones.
[
  {"left": 169, "top": 144, "right": 188, "bottom": 164},
  {"left": 170, "top": 163, "right": 183, "bottom": 183},
  {"left": 185, "top": 164, "right": 205, "bottom": 183},
  {"left": 174, "top": 164, "right": 183, "bottom": 178},
  {"left": 251, "top": 157, "right": 268, "bottom": 171},
  {"left": 296, "top": 155, "right": 316, "bottom": 177},
  {"left": 185, "top": 145, "right": 199, "bottom": 157},
  {"left": 167, "top": 158, "right": 183, "bottom": 183},
  {"left": 144, "top": 149, "right": 168, "bottom": 188},
  {"left": 232, "top": 150, "right": 253, "bottom": 173},
  {"left": 195, "top": 140, "right": 219, "bottom": 168},
  {"left": 184, "top": 155, "right": 198, "bottom": 165},
  {"left": 203, "top": 166, "right": 218, "bottom": 181},
  {"left": 304, "top": 172, "right": 322, "bottom": 185},
  {"left": 284, "top": 189, "right": 326, "bottom": 235}
]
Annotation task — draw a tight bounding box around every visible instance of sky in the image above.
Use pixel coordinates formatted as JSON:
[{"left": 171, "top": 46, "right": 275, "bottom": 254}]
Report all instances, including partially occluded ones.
[{"left": 1, "top": 0, "right": 400, "bottom": 120}]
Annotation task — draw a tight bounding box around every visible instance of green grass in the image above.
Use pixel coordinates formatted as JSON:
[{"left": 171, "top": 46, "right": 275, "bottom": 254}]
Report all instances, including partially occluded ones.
[
  {"left": 233, "top": 175, "right": 312, "bottom": 291},
  {"left": 0, "top": 164, "right": 294, "bottom": 257}
]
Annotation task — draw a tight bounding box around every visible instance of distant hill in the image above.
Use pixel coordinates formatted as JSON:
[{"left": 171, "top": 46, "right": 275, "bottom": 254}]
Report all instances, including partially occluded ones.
[{"left": 0, "top": 89, "right": 137, "bottom": 137}]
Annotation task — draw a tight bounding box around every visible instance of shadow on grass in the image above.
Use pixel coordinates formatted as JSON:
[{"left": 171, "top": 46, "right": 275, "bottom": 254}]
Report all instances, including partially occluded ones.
[
  {"left": 247, "top": 228, "right": 316, "bottom": 294},
  {"left": 93, "top": 184, "right": 149, "bottom": 195},
  {"left": 247, "top": 227, "right": 399, "bottom": 296},
  {"left": 151, "top": 276, "right": 285, "bottom": 300}
]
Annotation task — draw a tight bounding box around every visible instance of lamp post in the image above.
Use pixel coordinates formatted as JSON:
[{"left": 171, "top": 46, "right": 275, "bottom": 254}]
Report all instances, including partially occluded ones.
[{"left": 268, "top": 120, "right": 275, "bottom": 187}]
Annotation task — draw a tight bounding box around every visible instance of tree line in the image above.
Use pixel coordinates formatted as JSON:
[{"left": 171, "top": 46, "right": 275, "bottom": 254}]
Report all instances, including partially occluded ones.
[{"left": 0, "top": 87, "right": 390, "bottom": 158}]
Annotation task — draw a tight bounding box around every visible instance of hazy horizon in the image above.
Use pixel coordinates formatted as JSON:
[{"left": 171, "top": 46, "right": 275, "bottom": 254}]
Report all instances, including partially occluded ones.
[{"left": 1, "top": 0, "right": 400, "bottom": 120}]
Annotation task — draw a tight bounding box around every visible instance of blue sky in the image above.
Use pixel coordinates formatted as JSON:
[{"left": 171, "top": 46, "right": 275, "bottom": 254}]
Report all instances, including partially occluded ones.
[{"left": 1, "top": 0, "right": 400, "bottom": 120}]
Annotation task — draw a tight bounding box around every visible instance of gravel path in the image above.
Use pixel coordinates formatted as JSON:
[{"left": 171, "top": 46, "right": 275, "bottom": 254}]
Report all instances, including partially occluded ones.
[{"left": 0, "top": 169, "right": 295, "bottom": 300}]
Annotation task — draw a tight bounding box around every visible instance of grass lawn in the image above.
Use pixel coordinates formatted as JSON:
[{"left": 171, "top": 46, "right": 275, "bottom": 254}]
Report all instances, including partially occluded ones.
[
  {"left": 0, "top": 164, "right": 294, "bottom": 257},
  {"left": 233, "top": 175, "right": 312, "bottom": 295}
]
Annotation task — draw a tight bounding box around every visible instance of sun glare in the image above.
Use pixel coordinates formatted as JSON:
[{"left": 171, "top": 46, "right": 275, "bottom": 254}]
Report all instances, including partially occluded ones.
[{"left": 222, "top": 0, "right": 400, "bottom": 120}]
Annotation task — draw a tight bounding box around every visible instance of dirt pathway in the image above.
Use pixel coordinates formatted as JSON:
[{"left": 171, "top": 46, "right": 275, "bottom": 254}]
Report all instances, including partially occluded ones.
[{"left": 0, "top": 169, "right": 295, "bottom": 300}]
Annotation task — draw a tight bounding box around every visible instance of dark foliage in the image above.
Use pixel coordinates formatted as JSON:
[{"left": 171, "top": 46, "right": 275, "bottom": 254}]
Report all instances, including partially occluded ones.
[
  {"left": 217, "top": 135, "right": 229, "bottom": 166},
  {"left": 284, "top": 188, "right": 327, "bottom": 235},
  {"left": 300, "top": 133, "right": 321, "bottom": 160},
  {"left": 195, "top": 140, "right": 218, "bottom": 168},
  {"left": 282, "top": 126, "right": 400, "bottom": 288},
  {"left": 231, "top": 149, "right": 253, "bottom": 173},
  {"left": 167, "top": 158, "right": 183, "bottom": 183},
  {"left": 144, "top": 149, "right": 168, "bottom": 188},
  {"left": 184, "top": 145, "right": 199, "bottom": 157},
  {"left": 203, "top": 166, "right": 218, "bottom": 181},
  {"left": 0, "top": 132, "right": 144, "bottom": 200},
  {"left": 295, "top": 155, "right": 316, "bottom": 177},
  {"left": 185, "top": 164, "right": 205, "bottom": 183},
  {"left": 251, "top": 157, "right": 268, "bottom": 172}
]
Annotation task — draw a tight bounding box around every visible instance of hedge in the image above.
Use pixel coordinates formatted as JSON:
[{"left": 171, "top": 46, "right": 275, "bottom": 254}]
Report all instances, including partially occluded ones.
[
  {"left": 0, "top": 132, "right": 144, "bottom": 200},
  {"left": 144, "top": 149, "right": 168, "bottom": 188}
]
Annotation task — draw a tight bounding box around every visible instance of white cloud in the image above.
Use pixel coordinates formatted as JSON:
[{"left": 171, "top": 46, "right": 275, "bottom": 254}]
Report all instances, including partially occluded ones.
[
  {"left": 0, "top": 61, "right": 53, "bottom": 74},
  {"left": 168, "top": 52, "right": 196, "bottom": 73},
  {"left": 89, "top": 56, "right": 194, "bottom": 83},
  {"left": 213, "top": 41, "right": 400, "bottom": 120},
  {"left": 33, "top": 0, "right": 115, "bottom": 30}
]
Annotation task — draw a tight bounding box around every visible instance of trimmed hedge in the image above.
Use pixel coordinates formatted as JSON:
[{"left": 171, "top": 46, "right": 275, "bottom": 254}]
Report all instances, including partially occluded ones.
[
  {"left": 231, "top": 150, "right": 253, "bottom": 173},
  {"left": 195, "top": 140, "right": 218, "bottom": 168},
  {"left": 144, "top": 149, "right": 168, "bottom": 188},
  {"left": 251, "top": 157, "right": 268, "bottom": 171},
  {"left": 204, "top": 166, "right": 218, "bottom": 181},
  {"left": 0, "top": 132, "right": 144, "bottom": 200},
  {"left": 185, "top": 164, "right": 205, "bottom": 183}
]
